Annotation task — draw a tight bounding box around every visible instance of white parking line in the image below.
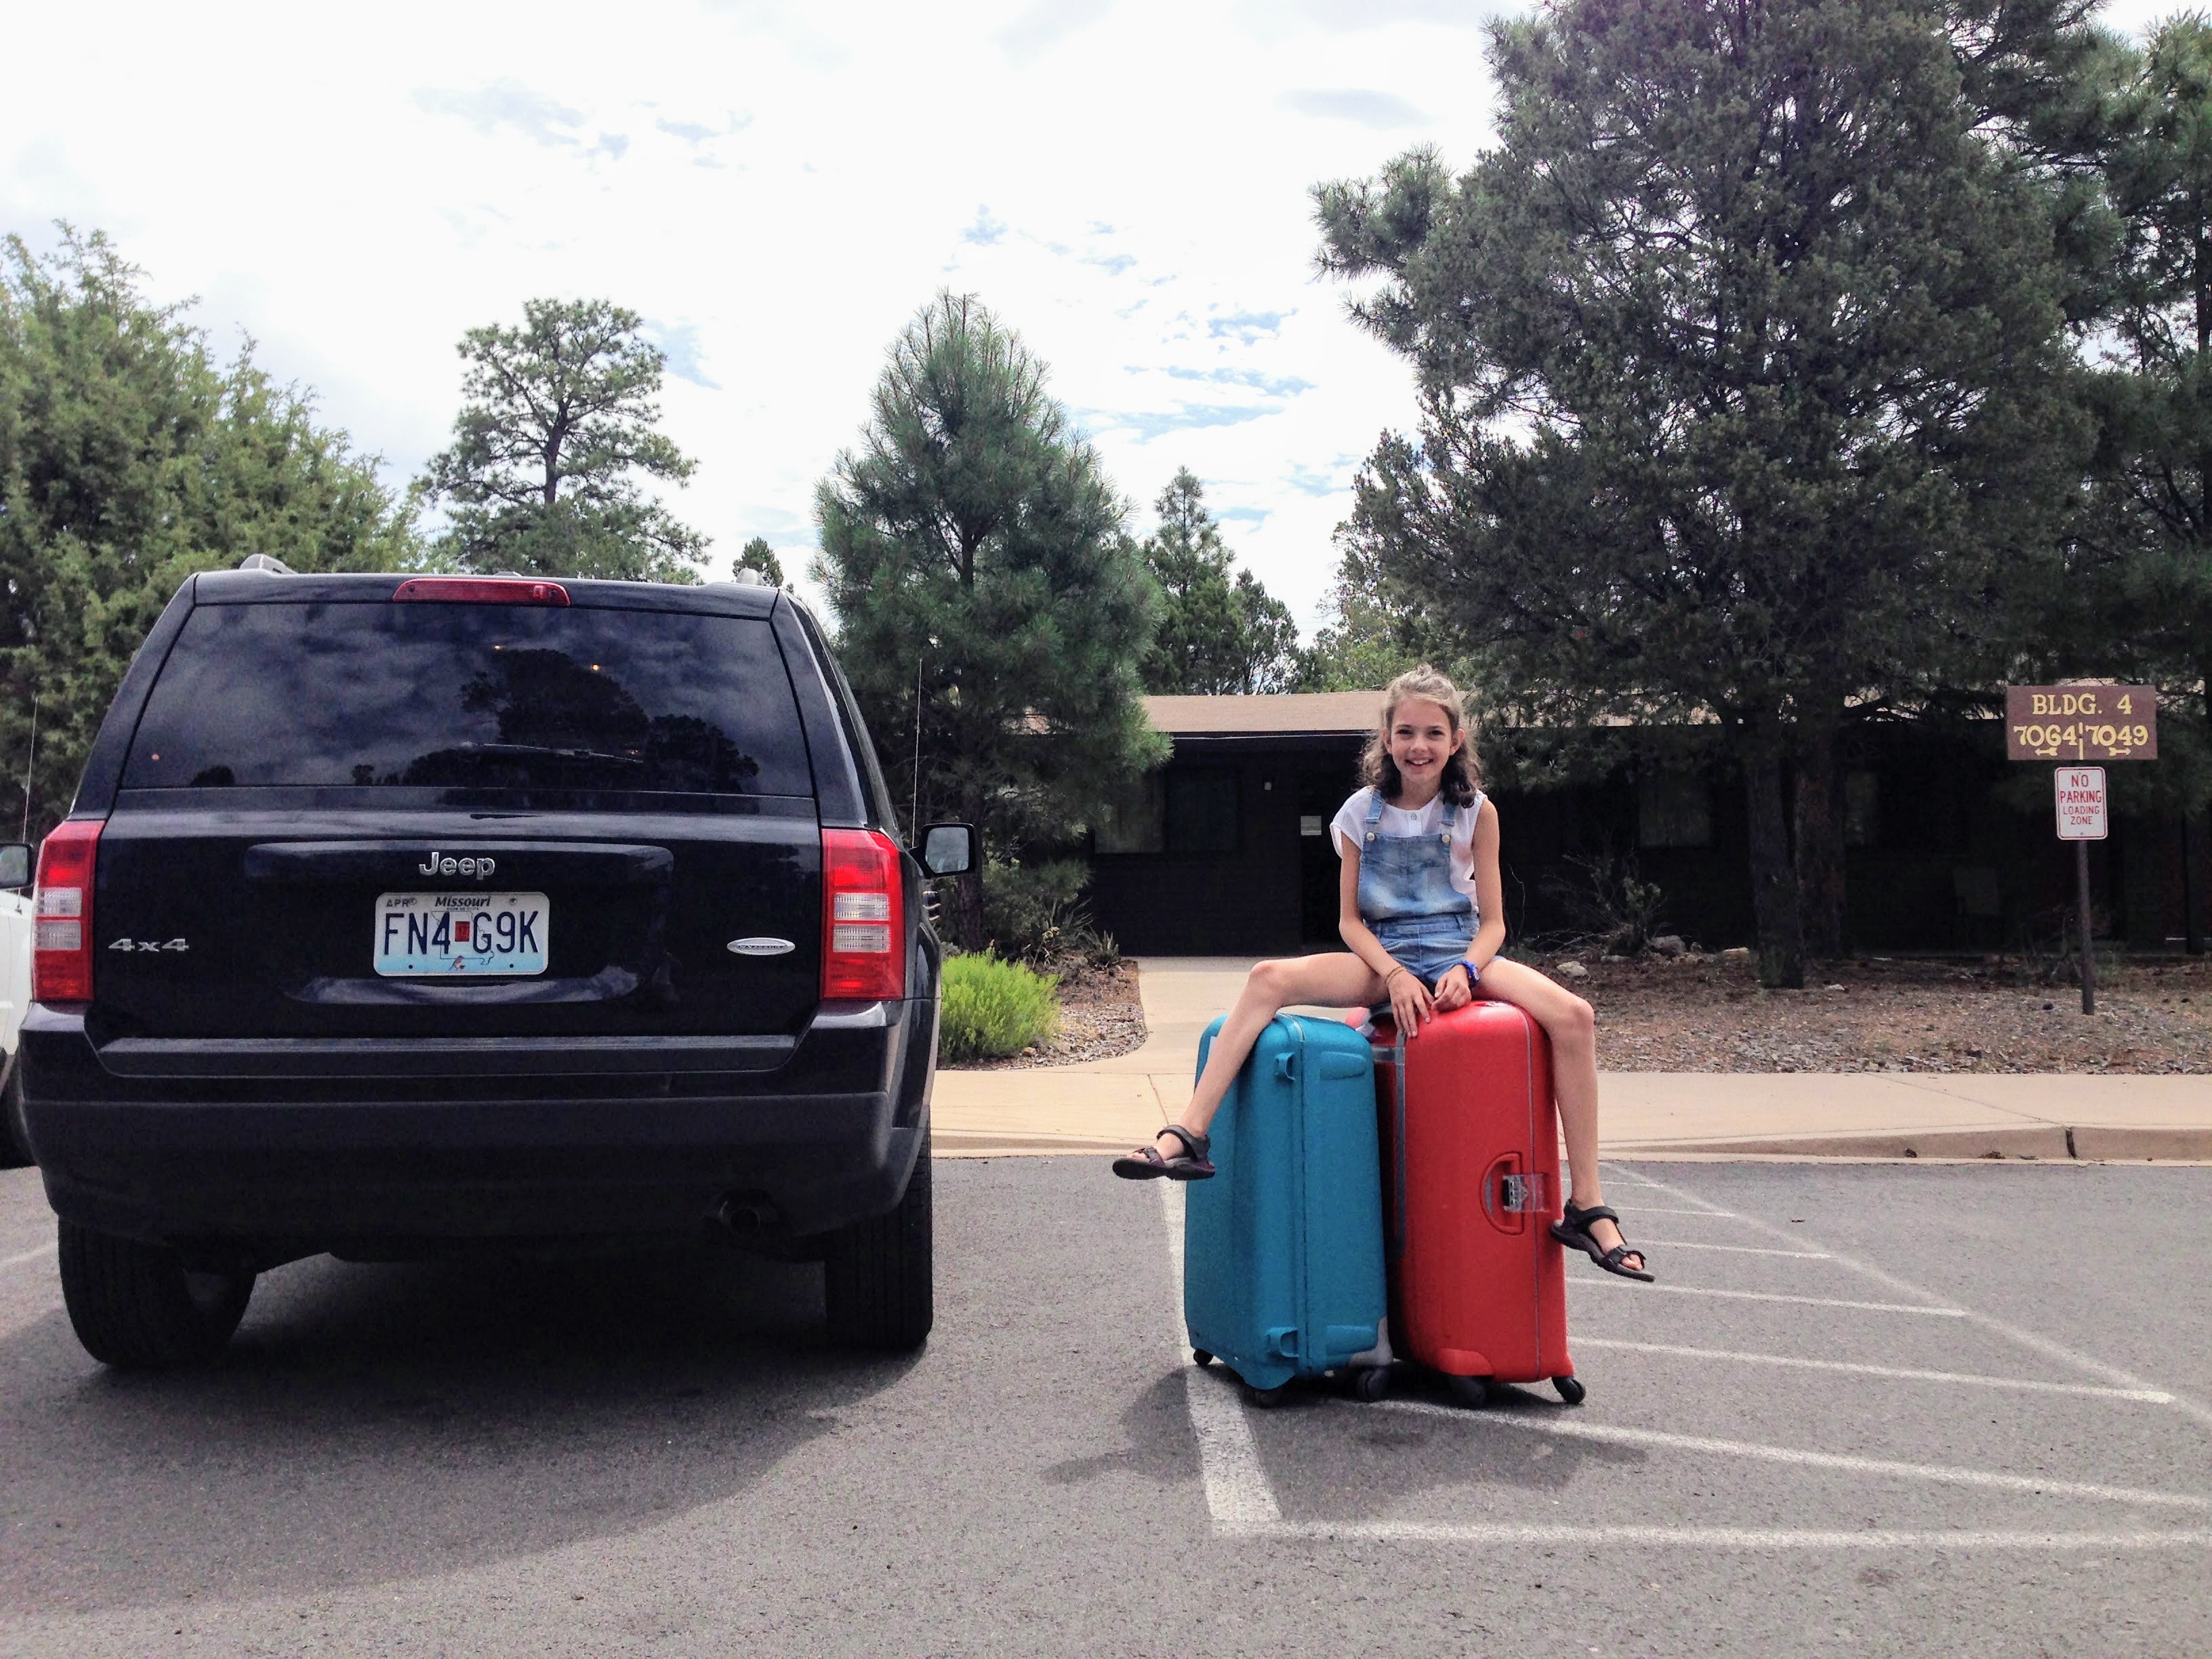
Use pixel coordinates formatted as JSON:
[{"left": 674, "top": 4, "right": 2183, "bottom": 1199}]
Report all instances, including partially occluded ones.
[
  {"left": 1158, "top": 1181, "right": 1279, "bottom": 1534},
  {"left": 1363, "top": 1396, "right": 2212, "bottom": 1510},
  {"left": 1607, "top": 1204, "right": 1741, "bottom": 1218},
  {"left": 1159, "top": 1156, "right": 2212, "bottom": 1547},
  {"left": 1603, "top": 1165, "right": 1730, "bottom": 1212},
  {"left": 1633, "top": 1240, "right": 1833, "bottom": 1258},
  {"left": 1619, "top": 1167, "right": 2212, "bottom": 1433},
  {"left": 1574, "top": 1338, "right": 2177, "bottom": 1403},
  {"left": 1574, "top": 1280, "right": 1964, "bottom": 1315},
  {"left": 0, "top": 1242, "right": 56, "bottom": 1273},
  {"left": 1269, "top": 1521, "right": 2212, "bottom": 1550}
]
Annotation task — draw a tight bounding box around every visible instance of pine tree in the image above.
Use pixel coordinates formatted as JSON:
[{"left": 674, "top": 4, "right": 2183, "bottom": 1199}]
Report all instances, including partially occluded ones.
[
  {"left": 1139, "top": 468, "right": 1298, "bottom": 695},
  {"left": 2054, "top": 18, "right": 2212, "bottom": 867},
  {"left": 813, "top": 293, "right": 1164, "bottom": 943},
  {"left": 421, "top": 299, "right": 705, "bottom": 581},
  {"left": 1317, "top": 0, "right": 2093, "bottom": 984},
  {"left": 733, "top": 536, "right": 785, "bottom": 587}
]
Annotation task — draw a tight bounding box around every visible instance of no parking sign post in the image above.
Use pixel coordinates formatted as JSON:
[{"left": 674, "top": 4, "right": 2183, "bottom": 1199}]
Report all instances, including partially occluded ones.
[{"left": 2006, "top": 687, "right": 2157, "bottom": 1016}]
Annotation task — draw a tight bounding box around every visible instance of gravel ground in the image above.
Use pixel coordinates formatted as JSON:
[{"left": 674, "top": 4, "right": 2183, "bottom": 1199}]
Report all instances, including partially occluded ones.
[
  {"left": 949, "top": 960, "right": 1149, "bottom": 1071},
  {"left": 1567, "top": 949, "right": 2212, "bottom": 1073},
  {"left": 941, "top": 951, "right": 2212, "bottom": 1074}
]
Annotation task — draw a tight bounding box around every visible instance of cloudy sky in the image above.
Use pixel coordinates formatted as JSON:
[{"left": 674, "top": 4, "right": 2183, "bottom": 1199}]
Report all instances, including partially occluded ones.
[
  {"left": 3, "top": 0, "right": 2180, "bottom": 634},
  {"left": 1, "top": 0, "right": 1523, "bottom": 632}
]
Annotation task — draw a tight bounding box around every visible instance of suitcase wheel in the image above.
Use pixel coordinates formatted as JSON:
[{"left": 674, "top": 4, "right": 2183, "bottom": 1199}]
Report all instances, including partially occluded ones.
[
  {"left": 1352, "top": 1366, "right": 1391, "bottom": 1404},
  {"left": 1243, "top": 1382, "right": 1289, "bottom": 1409},
  {"left": 1448, "top": 1374, "right": 1492, "bottom": 1410},
  {"left": 1553, "top": 1375, "right": 1586, "bottom": 1406},
  {"left": 1191, "top": 1349, "right": 1214, "bottom": 1368}
]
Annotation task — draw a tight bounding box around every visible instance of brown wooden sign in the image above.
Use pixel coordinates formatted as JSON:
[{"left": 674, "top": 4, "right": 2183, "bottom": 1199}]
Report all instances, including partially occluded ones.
[{"left": 2004, "top": 685, "right": 2158, "bottom": 761}]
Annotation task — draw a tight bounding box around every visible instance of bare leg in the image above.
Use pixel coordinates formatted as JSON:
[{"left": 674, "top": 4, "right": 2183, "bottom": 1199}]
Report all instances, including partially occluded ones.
[
  {"left": 1466, "top": 957, "right": 1641, "bottom": 1271},
  {"left": 1139, "top": 953, "right": 1387, "bottom": 1161}
]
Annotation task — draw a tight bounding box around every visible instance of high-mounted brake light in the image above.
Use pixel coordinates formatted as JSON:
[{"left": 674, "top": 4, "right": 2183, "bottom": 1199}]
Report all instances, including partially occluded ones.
[
  {"left": 32, "top": 819, "right": 104, "bottom": 1005},
  {"left": 391, "top": 577, "right": 571, "bottom": 606},
  {"left": 821, "top": 828, "right": 905, "bottom": 1002}
]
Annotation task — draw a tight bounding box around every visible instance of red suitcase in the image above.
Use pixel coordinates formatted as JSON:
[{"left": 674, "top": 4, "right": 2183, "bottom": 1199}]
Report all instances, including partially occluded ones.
[{"left": 1364, "top": 999, "right": 1583, "bottom": 1406}]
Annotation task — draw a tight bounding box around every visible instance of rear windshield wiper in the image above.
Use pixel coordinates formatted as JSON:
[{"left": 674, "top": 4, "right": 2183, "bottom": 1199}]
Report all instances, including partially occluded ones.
[{"left": 453, "top": 743, "right": 647, "bottom": 768}]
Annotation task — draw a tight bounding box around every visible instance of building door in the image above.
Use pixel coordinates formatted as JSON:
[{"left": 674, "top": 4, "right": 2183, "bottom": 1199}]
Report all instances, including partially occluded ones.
[{"left": 1298, "top": 769, "right": 1353, "bottom": 947}]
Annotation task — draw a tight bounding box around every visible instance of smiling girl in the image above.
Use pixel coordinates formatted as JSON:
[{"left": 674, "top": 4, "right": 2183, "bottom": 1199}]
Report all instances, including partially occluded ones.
[{"left": 1112, "top": 665, "right": 1652, "bottom": 1284}]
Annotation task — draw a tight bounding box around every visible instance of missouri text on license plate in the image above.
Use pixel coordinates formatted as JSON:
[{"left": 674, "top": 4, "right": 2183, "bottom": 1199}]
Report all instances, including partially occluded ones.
[{"left": 375, "top": 892, "right": 550, "bottom": 976}]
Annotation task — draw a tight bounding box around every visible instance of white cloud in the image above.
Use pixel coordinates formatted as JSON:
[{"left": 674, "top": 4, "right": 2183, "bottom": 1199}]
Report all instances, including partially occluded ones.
[
  {"left": 1280, "top": 88, "right": 1431, "bottom": 129},
  {"left": 996, "top": 0, "right": 1118, "bottom": 64},
  {"left": 412, "top": 80, "right": 588, "bottom": 147},
  {"left": 1, "top": 0, "right": 1504, "bottom": 632}
]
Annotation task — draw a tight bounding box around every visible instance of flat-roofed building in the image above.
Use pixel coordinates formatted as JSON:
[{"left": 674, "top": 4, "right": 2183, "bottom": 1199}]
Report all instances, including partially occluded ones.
[{"left": 1074, "top": 693, "right": 2208, "bottom": 958}]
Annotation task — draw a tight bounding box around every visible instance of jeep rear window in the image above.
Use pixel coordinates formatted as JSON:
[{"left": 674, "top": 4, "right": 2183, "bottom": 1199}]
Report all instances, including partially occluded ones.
[{"left": 121, "top": 602, "right": 813, "bottom": 796}]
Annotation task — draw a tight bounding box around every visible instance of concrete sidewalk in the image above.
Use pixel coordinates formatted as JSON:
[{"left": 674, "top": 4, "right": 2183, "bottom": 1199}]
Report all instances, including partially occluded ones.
[{"left": 930, "top": 956, "right": 2212, "bottom": 1161}]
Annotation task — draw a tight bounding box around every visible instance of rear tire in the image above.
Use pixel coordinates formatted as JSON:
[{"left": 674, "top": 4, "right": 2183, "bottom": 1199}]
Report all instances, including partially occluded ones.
[
  {"left": 823, "top": 1131, "right": 934, "bottom": 1351},
  {"left": 0, "top": 1066, "right": 30, "bottom": 1170},
  {"left": 57, "top": 1221, "right": 253, "bottom": 1369}
]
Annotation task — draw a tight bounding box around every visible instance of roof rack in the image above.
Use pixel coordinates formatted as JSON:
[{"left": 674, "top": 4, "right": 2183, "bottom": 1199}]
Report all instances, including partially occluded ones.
[{"left": 237, "top": 554, "right": 295, "bottom": 575}]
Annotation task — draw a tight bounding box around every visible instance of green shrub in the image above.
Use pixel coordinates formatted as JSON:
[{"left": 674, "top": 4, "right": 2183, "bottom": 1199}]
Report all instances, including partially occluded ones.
[
  {"left": 939, "top": 951, "right": 1061, "bottom": 1063},
  {"left": 981, "top": 856, "right": 1094, "bottom": 965}
]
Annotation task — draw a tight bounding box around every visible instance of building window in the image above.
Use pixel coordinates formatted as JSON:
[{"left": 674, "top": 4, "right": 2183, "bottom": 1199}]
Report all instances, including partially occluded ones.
[
  {"left": 1166, "top": 768, "right": 1240, "bottom": 855},
  {"left": 1845, "top": 770, "right": 1879, "bottom": 847},
  {"left": 1094, "top": 773, "right": 1164, "bottom": 854},
  {"left": 1638, "top": 771, "right": 1713, "bottom": 848}
]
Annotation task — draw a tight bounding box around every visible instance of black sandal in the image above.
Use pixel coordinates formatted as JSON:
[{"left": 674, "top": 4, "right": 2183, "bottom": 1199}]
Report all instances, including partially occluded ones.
[
  {"left": 1551, "top": 1201, "right": 1654, "bottom": 1282},
  {"left": 1111, "top": 1124, "right": 1215, "bottom": 1181}
]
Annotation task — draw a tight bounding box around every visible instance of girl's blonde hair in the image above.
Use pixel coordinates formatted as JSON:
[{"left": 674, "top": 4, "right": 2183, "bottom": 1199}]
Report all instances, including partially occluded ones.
[{"left": 1359, "top": 665, "right": 1481, "bottom": 805}]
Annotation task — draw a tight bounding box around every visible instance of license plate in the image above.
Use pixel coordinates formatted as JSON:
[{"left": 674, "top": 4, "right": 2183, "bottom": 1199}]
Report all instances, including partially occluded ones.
[{"left": 374, "top": 892, "right": 549, "bottom": 977}]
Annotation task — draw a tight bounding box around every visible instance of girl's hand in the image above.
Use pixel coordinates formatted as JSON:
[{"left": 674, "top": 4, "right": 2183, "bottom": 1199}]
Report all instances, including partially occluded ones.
[
  {"left": 1433, "top": 964, "right": 1473, "bottom": 1012},
  {"left": 1387, "top": 966, "right": 1435, "bottom": 1036}
]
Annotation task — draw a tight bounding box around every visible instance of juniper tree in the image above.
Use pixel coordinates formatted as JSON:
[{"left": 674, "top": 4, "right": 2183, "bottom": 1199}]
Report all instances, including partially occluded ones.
[{"left": 0, "top": 229, "right": 415, "bottom": 838}]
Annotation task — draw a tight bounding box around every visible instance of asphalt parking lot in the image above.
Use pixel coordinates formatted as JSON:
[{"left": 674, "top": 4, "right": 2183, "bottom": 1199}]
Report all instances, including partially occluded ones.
[{"left": 0, "top": 1154, "right": 2207, "bottom": 1657}]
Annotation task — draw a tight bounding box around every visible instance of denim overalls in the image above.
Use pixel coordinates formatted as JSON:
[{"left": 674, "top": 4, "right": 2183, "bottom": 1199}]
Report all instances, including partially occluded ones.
[{"left": 1355, "top": 790, "right": 1480, "bottom": 987}]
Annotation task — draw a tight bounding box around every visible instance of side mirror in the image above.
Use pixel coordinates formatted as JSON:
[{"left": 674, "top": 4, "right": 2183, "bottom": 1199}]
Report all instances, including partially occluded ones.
[
  {"left": 0, "top": 843, "right": 27, "bottom": 890},
  {"left": 918, "top": 823, "right": 977, "bottom": 879}
]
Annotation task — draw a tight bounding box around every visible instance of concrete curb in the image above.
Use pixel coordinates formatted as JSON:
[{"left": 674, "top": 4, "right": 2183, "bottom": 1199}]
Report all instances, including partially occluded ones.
[{"left": 1606, "top": 1125, "right": 2212, "bottom": 1162}]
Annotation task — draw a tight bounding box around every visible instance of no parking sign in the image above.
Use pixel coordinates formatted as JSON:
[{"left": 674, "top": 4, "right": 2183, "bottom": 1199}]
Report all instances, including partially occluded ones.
[{"left": 2053, "top": 767, "right": 2108, "bottom": 842}]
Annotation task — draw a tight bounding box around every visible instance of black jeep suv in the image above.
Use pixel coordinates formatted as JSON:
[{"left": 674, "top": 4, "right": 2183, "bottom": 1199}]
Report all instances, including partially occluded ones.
[{"left": 18, "top": 566, "right": 971, "bottom": 1368}]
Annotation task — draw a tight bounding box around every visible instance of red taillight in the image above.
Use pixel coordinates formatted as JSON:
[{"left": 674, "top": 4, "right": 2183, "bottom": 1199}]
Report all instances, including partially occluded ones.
[
  {"left": 821, "top": 828, "right": 906, "bottom": 1002},
  {"left": 391, "top": 577, "right": 571, "bottom": 605},
  {"left": 32, "top": 819, "right": 104, "bottom": 1005}
]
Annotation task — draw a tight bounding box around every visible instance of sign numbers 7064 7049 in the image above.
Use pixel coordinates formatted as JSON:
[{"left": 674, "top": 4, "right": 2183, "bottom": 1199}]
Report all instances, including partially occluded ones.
[{"left": 2004, "top": 684, "right": 2158, "bottom": 761}]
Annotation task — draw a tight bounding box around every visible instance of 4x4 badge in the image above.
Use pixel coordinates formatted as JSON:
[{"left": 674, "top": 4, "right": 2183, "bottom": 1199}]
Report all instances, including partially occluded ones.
[
  {"left": 726, "top": 937, "right": 795, "bottom": 956},
  {"left": 108, "top": 938, "right": 189, "bottom": 952}
]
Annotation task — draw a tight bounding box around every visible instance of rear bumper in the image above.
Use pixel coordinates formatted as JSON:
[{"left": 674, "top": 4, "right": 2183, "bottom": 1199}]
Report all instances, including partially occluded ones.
[{"left": 17, "top": 1000, "right": 936, "bottom": 1249}]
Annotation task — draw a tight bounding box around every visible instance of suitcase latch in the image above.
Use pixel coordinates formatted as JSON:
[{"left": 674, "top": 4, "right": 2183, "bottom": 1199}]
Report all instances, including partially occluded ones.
[
  {"left": 1273, "top": 1053, "right": 1297, "bottom": 1082},
  {"left": 1499, "top": 1172, "right": 1549, "bottom": 1214},
  {"left": 1265, "top": 1326, "right": 1302, "bottom": 1359}
]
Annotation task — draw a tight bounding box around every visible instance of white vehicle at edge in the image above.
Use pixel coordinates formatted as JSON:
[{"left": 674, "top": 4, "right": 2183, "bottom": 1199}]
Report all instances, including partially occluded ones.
[
  {"left": 1, "top": 864, "right": 32, "bottom": 1164},
  {"left": 1, "top": 884, "right": 27, "bottom": 1057}
]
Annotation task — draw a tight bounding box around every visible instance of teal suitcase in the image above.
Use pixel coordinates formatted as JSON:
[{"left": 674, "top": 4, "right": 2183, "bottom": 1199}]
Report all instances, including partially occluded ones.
[{"left": 1183, "top": 1014, "right": 1391, "bottom": 1404}]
